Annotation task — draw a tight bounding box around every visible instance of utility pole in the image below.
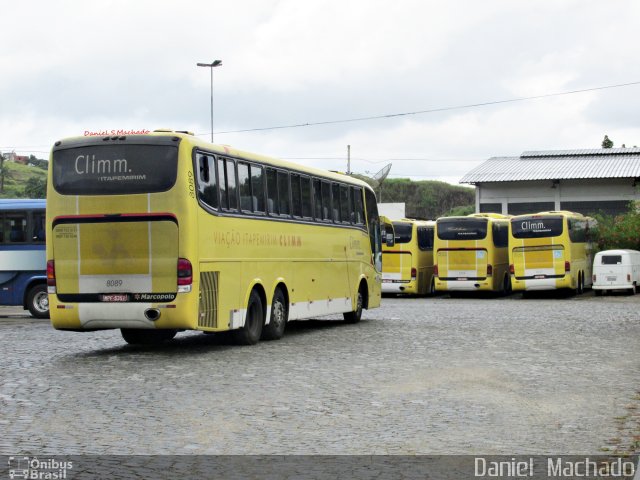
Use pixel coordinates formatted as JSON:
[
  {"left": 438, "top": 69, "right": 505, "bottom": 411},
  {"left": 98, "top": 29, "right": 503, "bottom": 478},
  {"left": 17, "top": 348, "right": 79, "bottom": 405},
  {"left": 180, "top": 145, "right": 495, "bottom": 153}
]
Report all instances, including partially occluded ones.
[{"left": 347, "top": 145, "right": 351, "bottom": 174}]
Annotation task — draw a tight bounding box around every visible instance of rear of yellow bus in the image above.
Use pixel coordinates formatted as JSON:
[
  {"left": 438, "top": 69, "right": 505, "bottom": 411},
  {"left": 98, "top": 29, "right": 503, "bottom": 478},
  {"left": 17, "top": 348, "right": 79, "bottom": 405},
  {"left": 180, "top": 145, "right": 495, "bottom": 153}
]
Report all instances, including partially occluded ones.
[
  {"left": 509, "top": 214, "right": 575, "bottom": 291},
  {"left": 434, "top": 216, "right": 496, "bottom": 292},
  {"left": 381, "top": 221, "right": 419, "bottom": 294},
  {"left": 46, "top": 133, "right": 199, "bottom": 338}
]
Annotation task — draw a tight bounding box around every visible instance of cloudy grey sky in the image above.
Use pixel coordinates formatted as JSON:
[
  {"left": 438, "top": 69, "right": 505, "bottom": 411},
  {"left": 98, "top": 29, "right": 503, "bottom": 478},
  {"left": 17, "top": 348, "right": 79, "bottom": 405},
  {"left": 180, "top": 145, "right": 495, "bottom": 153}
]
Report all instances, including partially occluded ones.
[{"left": 2, "top": 0, "right": 640, "bottom": 184}]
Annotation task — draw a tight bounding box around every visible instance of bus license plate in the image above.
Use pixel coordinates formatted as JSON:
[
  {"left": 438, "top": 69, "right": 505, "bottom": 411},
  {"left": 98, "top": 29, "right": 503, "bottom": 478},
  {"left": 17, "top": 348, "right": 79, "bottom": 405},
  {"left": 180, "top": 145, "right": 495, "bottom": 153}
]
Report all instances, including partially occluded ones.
[
  {"left": 101, "top": 294, "right": 129, "bottom": 302},
  {"left": 534, "top": 275, "right": 546, "bottom": 279}
]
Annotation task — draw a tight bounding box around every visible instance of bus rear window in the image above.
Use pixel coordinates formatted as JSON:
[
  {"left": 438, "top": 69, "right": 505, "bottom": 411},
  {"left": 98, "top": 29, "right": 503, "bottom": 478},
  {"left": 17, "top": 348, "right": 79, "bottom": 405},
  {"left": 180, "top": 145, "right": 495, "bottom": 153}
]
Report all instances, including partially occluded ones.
[
  {"left": 392, "top": 222, "right": 413, "bottom": 243},
  {"left": 512, "top": 216, "right": 563, "bottom": 238},
  {"left": 52, "top": 144, "right": 178, "bottom": 195},
  {"left": 601, "top": 255, "right": 622, "bottom": 265},
  {"left": 437, "top": 218, "right": 487, "bottom": 240}
]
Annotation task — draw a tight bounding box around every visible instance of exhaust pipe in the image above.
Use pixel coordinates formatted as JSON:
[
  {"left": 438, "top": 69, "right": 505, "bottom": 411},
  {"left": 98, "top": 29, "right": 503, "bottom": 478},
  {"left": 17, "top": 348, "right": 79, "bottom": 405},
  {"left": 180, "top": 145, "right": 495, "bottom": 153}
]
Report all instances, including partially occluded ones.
[{"left": 144, "top": 308, "right": 161, "bottom": 322}]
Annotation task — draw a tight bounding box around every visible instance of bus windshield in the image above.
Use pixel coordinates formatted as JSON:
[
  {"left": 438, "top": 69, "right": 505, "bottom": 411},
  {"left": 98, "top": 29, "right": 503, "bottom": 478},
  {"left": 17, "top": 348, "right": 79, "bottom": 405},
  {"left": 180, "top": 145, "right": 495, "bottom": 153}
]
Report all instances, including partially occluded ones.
[
  {"left": 52, "top": 142, "right": 178, "bottom": 195},
  {"left": 437, "top": 218, "right": 487, "bottom": 240},
  {"left": 511, "top": 216, "right": 563, "bottom": 238},
  {"left": 392, "top": 222, "right": 413, "bottom": 243}
]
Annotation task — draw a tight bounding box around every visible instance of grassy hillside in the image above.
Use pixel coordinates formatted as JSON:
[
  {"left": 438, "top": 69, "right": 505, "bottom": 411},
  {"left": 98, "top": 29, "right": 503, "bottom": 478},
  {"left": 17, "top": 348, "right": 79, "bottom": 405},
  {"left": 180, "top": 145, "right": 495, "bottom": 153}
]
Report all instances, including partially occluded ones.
[
  {"left": 0, "top": 160, "right": 48, "bottom": 198},
  {"left": 373, "top": 177, "right": 475, "bottom": 219}
]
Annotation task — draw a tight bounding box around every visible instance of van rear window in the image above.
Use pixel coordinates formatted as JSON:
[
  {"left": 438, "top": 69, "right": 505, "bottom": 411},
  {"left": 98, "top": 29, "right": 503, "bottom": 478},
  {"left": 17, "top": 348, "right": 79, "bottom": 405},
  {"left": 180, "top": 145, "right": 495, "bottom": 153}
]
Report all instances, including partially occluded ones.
[{"left": 601, "top": 255, "right": 622, "bottom": 265}]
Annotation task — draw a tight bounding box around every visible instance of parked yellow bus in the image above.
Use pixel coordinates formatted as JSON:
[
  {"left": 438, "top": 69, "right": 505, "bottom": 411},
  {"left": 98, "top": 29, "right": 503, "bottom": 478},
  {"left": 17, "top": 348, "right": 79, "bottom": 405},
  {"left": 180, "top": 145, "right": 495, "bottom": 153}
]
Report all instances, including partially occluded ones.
[
  {"left": 382, "top": 219, "right": 435, "bottom": 295},
  {"left": 46, "top": 130, "right": 384, "bottom": 345},
  {"left": 509, "top": 211, "right": 595, "bottom": 293},
  {"left": 433, "top": 213, "right": 511, "bottom": 293}
]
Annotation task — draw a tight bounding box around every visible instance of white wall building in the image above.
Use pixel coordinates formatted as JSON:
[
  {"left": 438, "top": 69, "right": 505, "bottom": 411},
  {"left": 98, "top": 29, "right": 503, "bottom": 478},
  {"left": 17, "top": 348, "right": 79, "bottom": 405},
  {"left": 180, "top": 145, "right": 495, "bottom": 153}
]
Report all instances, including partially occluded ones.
[{"left": 460, "top": 148, "right": 640, "bottom": 216}]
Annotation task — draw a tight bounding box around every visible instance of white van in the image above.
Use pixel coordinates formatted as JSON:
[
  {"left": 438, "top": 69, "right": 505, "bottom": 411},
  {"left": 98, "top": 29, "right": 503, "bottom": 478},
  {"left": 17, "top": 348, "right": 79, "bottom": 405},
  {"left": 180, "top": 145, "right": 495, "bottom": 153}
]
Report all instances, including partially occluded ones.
[{"left": 592, "top": 249, "right": 640, "bottom": 295}]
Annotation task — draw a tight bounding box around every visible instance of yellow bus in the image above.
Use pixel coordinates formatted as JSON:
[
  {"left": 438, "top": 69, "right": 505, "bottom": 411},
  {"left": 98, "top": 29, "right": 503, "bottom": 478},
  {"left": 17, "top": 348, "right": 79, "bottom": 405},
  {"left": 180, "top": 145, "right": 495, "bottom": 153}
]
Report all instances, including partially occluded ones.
[
  {"left": 382, "top": 219, "right": 435, "bottom": 295},
  {"left": 433, "top": 213, "right": 511, "bottom": 294},
  {"left": 46, "top": 130, "right": 384, "bottom": 345},
  {"left": 509, "top": 211, "right": 596, "bottom": 293}
]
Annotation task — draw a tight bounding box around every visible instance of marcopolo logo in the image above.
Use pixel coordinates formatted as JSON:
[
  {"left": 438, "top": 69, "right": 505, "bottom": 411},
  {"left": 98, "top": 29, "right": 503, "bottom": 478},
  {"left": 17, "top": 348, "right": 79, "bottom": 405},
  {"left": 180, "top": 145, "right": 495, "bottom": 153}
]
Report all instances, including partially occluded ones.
[{"left": 7, "top": 457, "right": 72, "bottom": 479}]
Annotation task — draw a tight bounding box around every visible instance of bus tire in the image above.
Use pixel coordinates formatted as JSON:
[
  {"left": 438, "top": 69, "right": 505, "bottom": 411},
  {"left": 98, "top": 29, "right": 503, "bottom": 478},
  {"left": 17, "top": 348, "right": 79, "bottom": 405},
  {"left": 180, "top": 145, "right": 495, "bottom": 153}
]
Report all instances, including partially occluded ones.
[
  {"left": 262, "top": 288, "right": 287, "bottom": 341},
  {"left": 429, "top": 278, "right": 436, "bottom": 296},
  {"left": 343, "top": 285, "right": 365, "bottom": 324},
  {"left": 578, "top": 272, "right": 584, "bottom": 295},
  {"left": 26, "top": 283, "right": 49, "bottom": 319},
  {"left": 121, "top": 328, "right": 177, "bottom": 345},
  {"left": 234, "top": 290, "right": 264, "bottom": 345},
  {"left": 502, "top": 274, "right": 512, "bottom": 296}
]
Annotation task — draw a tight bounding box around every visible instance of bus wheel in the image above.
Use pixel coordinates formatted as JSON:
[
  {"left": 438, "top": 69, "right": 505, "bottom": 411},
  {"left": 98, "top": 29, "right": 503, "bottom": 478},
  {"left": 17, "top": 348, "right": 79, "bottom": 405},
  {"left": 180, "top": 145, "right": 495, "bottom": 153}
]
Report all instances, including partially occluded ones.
[
  {"left": 262, "top": 288, "right": 288, "bottom": 341},
  {"left": 27, "top": 284, "right": 49, "bottom": 319},
  {"left": 234, "top": 290, "right": 264, "bottom": 345},
  {"left": 578, "top": 273, "right": 584, "bottom": 295},
  {"left": 429, "top": 279, "right": 436, "bottom": 296},
  {"left": 503, "top": 275, "right": 512, "bottom": 296},
  {"left": 120, "top": 328, "right": 177, "bottom": 345},
  {"left": 343, "top": 285, "right": 365, "bottom": 324}
]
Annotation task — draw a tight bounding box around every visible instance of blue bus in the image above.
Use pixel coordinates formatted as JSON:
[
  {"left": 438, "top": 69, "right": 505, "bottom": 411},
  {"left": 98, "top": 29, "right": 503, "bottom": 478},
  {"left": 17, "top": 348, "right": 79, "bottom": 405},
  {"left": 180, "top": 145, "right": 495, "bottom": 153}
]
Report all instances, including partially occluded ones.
[{"left": 0, "top": 199, "right": 48, "bottom": 318}]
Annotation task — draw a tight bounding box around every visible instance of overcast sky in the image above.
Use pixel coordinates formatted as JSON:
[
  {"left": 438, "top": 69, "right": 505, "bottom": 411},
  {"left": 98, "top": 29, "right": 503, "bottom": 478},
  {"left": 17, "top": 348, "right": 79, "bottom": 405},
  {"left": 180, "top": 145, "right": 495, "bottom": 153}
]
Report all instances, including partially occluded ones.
[{"left": 2, "top": 0, "right": 640, "bottom": 184}]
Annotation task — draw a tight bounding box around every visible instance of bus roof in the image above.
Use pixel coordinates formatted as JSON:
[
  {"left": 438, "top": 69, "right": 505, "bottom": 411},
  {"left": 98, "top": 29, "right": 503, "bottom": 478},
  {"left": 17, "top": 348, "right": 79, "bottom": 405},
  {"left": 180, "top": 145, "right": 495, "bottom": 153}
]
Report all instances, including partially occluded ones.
[
  {"left": 0, "top": 198, "right": 46, "bottom": 210},
  {"left": 510, "top": 210, "right": 592, "bottom": 220},
  {"left": 52, "top": 130, "right": 373, "bottom": 191}
]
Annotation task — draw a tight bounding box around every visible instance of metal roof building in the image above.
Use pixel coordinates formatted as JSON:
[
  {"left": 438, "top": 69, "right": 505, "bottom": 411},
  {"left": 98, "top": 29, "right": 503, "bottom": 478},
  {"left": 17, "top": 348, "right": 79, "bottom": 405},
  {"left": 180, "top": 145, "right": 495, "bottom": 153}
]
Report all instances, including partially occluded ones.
[{"left": 460, "top": 148, "right": 640, "bottom": 216}]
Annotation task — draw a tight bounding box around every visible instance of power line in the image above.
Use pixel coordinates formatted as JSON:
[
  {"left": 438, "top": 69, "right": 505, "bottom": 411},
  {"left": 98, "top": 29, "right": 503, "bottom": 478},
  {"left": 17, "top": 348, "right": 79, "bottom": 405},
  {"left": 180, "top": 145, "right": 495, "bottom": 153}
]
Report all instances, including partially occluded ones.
[{"left": 204, "top": 80, "right": 640, "bottom": 136}]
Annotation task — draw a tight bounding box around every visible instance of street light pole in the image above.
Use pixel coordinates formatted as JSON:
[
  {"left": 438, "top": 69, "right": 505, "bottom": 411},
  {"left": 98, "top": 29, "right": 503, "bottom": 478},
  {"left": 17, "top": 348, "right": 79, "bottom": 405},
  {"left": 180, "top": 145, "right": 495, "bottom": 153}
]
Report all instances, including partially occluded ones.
[{"left": 196, "top": 59, "right": 222, "bottom": 143}]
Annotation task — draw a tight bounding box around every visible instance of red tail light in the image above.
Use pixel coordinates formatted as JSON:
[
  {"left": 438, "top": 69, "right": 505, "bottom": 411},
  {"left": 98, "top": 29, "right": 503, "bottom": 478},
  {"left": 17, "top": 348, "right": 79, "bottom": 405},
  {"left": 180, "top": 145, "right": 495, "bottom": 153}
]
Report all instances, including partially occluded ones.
[
  {"left": 509, "top": 264, "right": 514, "bottom": 275},
  {"left": 47, "top": 260, "right": 56, "bottom": 290},
  {"left": 627, "top": 273, "right": 631, "bottom": 282},
  {"left": 564, "top": 261, "right": 570, "bottom": 272},
  {"left": 177, "top": 258, "right": 192, "bottom": 287},
  {"left": 411, "top": 267, "right": 417, "bottom": 279},
  {"left": 434, "top": 264, "right": 439, "bottom": 276},
  {"left": 592, "top": 274, "right": 596, "bottom": 282},
  {"left": 487, "top": 264, "right": 493, "bottom": 276}
]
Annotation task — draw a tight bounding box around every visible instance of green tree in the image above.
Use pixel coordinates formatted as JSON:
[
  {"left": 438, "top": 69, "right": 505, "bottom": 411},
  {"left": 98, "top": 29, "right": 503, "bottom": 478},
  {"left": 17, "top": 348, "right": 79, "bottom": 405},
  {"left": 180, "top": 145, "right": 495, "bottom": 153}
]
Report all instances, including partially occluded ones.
[
  {"left": 591, "top": 203, "right": 640, "bottom": 251},
  {"left": 22, "top": 176, "right": 47, "bottom": 198},
  {"left": 601, "top": 135, "right": 614, "bottom": 148},
  {"left": 0, "top": 156, "right": 11, "bottom": 193}
]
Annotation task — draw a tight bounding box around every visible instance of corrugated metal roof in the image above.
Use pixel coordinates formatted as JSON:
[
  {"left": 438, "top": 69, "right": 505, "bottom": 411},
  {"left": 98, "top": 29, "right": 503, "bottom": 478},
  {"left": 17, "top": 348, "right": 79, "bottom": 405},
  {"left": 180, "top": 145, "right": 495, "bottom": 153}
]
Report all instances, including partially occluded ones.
[{"left": 460, "top": 148, "right": 640, "bottom": 184}]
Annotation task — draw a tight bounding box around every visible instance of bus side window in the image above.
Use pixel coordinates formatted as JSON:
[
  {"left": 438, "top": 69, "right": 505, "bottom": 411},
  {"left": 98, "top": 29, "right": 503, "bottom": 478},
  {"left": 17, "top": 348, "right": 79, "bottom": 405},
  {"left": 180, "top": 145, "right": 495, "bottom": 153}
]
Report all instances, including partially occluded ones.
[
  {"left": 250, "top": 165, "right": 265, "bottom": 213},
  {"left": 301, "top": 176, "right": 312, "bottom": 219},
  {"left": 266, "top": 168, "right": 278, "bottom": 215},
  {"left": 331, "top": 183, "right": 341, "bottom": 222},
  {"left": 7, "top": 213, "right": 27, "bottom": 243},
  {"left": 321, "top": 181, "right": 332, "bottom": 221},
  {"left": 277, "top": 170, "right": 291, "bottom": 217},
  {"left": 32, "top": 211, "right": 46, "bottom": 242},
  {"left": 352, "top": 187, "right": 365, "bottom": 225},
  {"left": 226, "top": 159, "right": 238, "bottom": 211},
  {"left": 217, "top": 158, "right": 228, "bottom": 210},
  {"left": 312, "top": 179, "right": 322, "bottom": 221},
  {"left": 291, "top": 173, "right": 302, "bottom": 218},
  {"left": 364, "top": 189, "right": 382, "bottom": 271},
  {"left": 238, "top": 162, "right": 252, "bottom": 212},
  {"left": 340, "top": 185, "right": 350, "bottom": 224},
  {"left": 197, "top": 154, "right": 218, "bottom": 210}
]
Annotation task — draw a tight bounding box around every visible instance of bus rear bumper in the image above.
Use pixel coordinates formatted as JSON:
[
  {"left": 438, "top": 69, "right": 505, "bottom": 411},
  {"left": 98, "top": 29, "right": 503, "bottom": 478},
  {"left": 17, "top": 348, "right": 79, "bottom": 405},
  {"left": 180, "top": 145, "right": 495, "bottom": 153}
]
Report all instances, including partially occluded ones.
[
  {"left": 511, "top": 276, "right": 571, "bottom": 291},
  {"left": 434, "top": 278, "right": 493, "bottom": 291}
]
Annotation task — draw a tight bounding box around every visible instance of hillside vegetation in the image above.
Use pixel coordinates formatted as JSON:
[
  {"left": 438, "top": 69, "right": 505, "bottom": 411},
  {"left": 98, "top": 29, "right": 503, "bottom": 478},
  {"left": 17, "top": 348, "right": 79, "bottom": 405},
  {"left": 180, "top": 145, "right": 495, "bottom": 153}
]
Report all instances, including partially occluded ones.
[
  {"left": 0, "top": 159, "right": 47, "bottom": 199},
  {"left": 372, "top": 178, "right": 475, "bottom": 219}
]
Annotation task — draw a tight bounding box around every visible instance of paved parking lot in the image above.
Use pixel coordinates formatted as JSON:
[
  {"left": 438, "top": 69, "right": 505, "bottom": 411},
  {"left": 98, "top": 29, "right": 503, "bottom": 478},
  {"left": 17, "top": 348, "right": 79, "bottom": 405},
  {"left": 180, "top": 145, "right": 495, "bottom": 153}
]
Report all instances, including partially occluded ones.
[{"left": 0, "top": 292, "right": 638, "bottom": 455}]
